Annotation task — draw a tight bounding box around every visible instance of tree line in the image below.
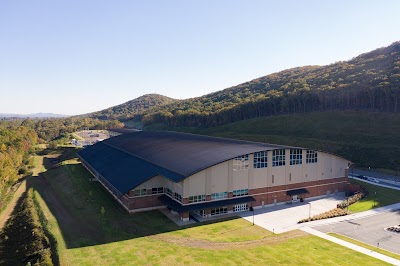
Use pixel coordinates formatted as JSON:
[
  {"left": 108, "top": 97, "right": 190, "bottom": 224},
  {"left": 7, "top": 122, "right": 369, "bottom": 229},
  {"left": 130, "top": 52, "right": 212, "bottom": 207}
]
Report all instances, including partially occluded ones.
[
  {"left": 0, "top": 121, "right": 38, "bottom": 196},
  {"left": 138, "top": 41, "right": 400, "bottom": 128}
]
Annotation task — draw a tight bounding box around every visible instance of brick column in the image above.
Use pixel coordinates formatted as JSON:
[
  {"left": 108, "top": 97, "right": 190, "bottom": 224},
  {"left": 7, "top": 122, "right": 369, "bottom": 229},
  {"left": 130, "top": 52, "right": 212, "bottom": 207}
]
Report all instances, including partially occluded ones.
[{"left": 181, "top": 212, "right": 189, "bottom": 222}]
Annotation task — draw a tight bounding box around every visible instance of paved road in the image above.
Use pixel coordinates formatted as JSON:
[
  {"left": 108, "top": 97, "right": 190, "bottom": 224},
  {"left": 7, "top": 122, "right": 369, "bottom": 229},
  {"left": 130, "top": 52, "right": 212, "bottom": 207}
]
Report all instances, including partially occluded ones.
[
  {"left": 352, "top": 169, "right": 400, "bottom": 182},
  {"left": 314, "top": 210, "right": 400, "bottom": 254}
]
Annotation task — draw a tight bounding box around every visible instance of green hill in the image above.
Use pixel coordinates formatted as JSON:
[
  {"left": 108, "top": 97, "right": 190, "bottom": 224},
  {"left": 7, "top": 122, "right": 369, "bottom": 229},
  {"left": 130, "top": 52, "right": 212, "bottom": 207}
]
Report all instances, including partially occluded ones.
[
  {"left": 84, "top": 93, "right": 178, "bottom": 121},
  {"left": 140, "top": 41, "right": 400, "bottom": 128},
  {"left": 150, "top": 111, "right": 400, "bottom": 170}
]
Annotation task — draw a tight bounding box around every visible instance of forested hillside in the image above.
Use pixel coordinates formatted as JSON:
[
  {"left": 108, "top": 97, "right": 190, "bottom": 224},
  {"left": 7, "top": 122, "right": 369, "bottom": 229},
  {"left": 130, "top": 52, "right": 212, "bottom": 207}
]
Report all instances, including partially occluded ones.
[
  {"left": 0, "top": 122, "right": 38, "bottom": 197},
  {"left": 85, "top": 93, "right": 177, "bottom": 121},
  {"left": 158, "top": 111, "right": 400, "bottom": 170},
  {"left": 138, "top": 41, "right": 400, "bottom": 128}
]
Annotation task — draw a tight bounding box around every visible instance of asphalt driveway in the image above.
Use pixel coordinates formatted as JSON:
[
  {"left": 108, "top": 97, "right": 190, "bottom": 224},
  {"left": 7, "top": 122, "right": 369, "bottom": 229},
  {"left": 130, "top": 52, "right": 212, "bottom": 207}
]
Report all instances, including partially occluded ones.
[{"left": 314, "top": 210, "right": 400, "bottom": 254}]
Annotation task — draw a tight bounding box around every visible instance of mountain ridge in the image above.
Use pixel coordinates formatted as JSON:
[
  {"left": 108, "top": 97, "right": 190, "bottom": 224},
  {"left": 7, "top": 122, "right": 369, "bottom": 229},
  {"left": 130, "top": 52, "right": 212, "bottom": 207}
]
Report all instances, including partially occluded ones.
[
  {"left": 0, "top": 113, "right": 68, "bottom": 118},
  {"left": 82, "top": 93, "right": 177, "bottom": 120},
  {"left": 80, "top": 41, "right": 400, "bottom": 127}
]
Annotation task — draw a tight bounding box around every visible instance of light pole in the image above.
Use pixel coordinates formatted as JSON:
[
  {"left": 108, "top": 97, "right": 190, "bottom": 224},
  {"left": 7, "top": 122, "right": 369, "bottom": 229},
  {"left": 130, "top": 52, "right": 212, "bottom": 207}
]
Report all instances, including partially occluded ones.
[
  {"left": 308, "top": 202, "right": 311, "bottom": 219},
  {"left": 252, "top": 205, "right": 255, "bottom": 225},
  {"left": 374, "top": 191, "right": 377, "bottom": 207}
]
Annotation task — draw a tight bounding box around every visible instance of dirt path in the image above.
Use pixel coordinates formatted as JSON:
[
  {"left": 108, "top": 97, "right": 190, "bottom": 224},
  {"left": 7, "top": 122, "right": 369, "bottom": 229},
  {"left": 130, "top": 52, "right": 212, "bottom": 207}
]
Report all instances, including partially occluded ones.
[
  {"left": 0, "top": 180, "right": 26, "bottom": 231},
  {"left": 149, "top": 230, "right": 308, "bottom": 250}
]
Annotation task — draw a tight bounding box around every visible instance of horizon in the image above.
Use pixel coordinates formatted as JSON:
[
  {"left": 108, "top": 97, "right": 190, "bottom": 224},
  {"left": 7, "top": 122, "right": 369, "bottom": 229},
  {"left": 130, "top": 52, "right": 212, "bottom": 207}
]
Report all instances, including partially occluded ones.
[{"left": 1, "top": 1, "right": 400, "bottom": 115}]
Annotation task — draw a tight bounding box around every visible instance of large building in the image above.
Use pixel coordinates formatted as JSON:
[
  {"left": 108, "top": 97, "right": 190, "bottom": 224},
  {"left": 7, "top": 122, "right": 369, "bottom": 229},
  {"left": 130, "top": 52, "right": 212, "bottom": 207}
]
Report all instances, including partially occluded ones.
[{"left": 77, "top": 131, "right": 351, "bottom": 222}]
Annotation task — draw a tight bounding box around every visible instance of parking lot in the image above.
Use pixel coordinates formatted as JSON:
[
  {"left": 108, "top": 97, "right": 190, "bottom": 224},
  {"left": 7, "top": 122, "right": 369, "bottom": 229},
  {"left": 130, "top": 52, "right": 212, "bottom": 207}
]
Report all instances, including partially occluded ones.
[
  {"left": 240, "top": 194, "right": 345, "bottom": 233},
  {"left": 73, "top": 130, "right": 110, "bottom": 146},
  {"left": 313, "top": 210, "right": 400, "bottom": 254}
]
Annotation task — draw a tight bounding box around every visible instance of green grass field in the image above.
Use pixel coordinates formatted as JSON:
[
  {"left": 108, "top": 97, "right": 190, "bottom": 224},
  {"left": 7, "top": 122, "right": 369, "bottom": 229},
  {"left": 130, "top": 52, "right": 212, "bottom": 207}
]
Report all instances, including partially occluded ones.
[
  {"left": 328, "top": 233, "right": 400, "bottom": 260},
  {"left": 22, "top": 153, "right": 390, "bottom": 265},
  {"left": 150, "top": 111, "right": 400, "bottom": 170},
  {"left": 348, "top": 179, "right": 400, "bottom": 213}
]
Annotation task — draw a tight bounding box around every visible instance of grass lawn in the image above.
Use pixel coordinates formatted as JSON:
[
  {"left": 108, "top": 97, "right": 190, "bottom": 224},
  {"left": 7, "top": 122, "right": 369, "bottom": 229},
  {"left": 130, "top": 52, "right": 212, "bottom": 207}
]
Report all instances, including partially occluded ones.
[
  {"left": 348, "top": 179, "right": 400, "bottom": 213},
  {"left": 328, "top": 233, "right": 400, "bottom": 260},
  {"left": 28, "top": 154, "right": 390, "bottom": 265}
]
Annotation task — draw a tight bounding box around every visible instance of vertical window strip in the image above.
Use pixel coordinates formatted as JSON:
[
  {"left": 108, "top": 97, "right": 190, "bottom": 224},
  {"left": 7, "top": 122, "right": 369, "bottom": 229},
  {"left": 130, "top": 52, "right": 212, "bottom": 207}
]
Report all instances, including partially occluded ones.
[
  {"left": 253, "top": 151, "right": 268, "bottom": 168},
  {"left": 272, "top": 149, "right": 286, "bottom": 167},
  {"left": 290, "top": 148, "right": 303, "bottom": 165},
  {"left": 306, "top": 150, "right": 318, "bottom": 164}
]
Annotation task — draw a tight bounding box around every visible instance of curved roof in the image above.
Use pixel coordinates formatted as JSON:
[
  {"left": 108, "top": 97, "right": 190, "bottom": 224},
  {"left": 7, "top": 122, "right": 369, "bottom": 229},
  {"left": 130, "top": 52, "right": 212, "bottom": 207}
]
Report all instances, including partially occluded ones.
[{"left": 78, "top": 131, "right": 293, "bottom": 194}]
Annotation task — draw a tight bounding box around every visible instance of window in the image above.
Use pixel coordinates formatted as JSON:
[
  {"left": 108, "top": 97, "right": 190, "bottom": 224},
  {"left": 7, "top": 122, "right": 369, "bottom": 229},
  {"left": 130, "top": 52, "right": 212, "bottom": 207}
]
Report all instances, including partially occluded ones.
[
  {"left": 211, "top": 192, "right": 228, "bottom": 200},
  {"left": 233, "top": 189, "right": 249, "bottom": 197},
  {"left": 210, "top": 207, "right": 228, "bottom": 216},
  {"left": 151, "top": 187, "right": 163, "bottom": 194},
  {"left": 174, "top": 192, "right": 182, "bottom": 202},
  {"left": 233, "top": 203, "right": 248, "bottom": 212},
  {"left": 254, "top": 151, "right": 268, "bottom": 168},
  {"left": 134, "top": 189, "right": 147, "bottom": 196},
  {"left": 290, "top": 149, "right": 302, "bottom": 165},
  {"left": 306, "top": 150, "right": 318, "bottom": 164},
  {"left": 189, "top": 194, "right": 206, "bottom": 203},
  {"left": 233, "top": 154, "right": 249, "bottom": 171},
  {"left": 272, "top": 149, "right": 285, "bottom": 167},
  {"left": 166, "top": 188, "right": 173, "bottom": 196}
]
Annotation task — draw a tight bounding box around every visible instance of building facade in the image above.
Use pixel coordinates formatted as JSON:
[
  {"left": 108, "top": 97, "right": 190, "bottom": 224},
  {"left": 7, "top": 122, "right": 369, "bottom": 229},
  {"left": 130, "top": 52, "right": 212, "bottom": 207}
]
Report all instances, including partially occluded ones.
[{"left": 78, "top": 131, "right": 350, "bottom": 222}]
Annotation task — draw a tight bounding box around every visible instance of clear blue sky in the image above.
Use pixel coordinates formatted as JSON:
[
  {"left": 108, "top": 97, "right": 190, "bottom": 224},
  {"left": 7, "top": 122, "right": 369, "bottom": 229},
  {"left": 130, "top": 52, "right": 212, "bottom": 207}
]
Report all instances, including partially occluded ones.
[{"left": 1, "top": 1, "right": 399, "bottom": 115}]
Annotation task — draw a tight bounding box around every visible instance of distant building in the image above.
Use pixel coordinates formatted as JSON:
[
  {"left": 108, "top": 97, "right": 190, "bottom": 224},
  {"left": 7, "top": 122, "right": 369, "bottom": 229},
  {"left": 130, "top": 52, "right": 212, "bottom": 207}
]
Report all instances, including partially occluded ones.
[
  {"left": 78, "top": 131, "right": 351, "bottom": 222},
  {"left": 108, "top": 128, "right": 140, "bottom": 138}
]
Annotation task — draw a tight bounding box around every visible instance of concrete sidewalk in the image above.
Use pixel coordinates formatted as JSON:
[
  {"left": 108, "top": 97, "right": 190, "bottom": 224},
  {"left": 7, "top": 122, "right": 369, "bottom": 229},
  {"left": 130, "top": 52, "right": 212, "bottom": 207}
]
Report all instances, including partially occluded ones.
[{"left": 302, "top": 227, "right": 400, "bottom": 266}]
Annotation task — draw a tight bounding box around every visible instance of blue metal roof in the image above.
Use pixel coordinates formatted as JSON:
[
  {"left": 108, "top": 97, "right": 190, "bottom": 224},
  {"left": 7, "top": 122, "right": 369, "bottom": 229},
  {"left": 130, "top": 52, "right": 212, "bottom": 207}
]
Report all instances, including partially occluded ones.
[
  {"left": 78, "top": 142, "right": 184, "bottom": 194},
  {"left": 78, "top": 131, "right": 293, "bottom": 195}
]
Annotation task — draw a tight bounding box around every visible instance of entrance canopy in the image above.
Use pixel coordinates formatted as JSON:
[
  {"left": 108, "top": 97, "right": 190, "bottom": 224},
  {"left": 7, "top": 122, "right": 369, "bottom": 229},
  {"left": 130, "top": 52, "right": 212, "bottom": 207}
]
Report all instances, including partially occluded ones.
[{"left": 286, "top": 188, "right": 309, "bottom": 196}]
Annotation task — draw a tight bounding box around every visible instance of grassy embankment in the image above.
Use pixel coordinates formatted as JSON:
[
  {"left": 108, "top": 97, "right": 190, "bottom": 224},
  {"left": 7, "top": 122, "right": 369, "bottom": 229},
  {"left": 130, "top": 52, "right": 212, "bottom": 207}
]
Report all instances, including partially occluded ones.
[
  {"left": 0, "top": 188, "right": 55, "bottom": 265},
  {"left": 23, "top": 151, "right": 390, "bottom": 265},
  {"left": 328, "top": 233, "right": 400, "bottom": 260},
  {"left": 146, "top": 111, "right": 400, "bottom": 171},
  {"left": 348, "top": 179, "right": 400, "bottom": 213}
]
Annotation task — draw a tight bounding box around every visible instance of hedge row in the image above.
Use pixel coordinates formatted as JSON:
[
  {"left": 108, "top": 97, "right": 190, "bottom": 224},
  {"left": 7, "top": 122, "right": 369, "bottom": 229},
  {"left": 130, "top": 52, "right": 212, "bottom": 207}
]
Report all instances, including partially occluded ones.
[
  {"left": 337, "top": 192, "right": 365, "bottom": 209},
  {"left": 298, "top": 208, "right": 348, "bottom": 223}
]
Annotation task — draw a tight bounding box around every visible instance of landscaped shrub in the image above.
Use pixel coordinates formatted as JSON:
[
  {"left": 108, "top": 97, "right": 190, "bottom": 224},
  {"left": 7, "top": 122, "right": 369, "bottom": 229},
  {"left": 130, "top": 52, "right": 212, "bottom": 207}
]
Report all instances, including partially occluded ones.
[
  {"left": 337, "top": 192, "right": 365, "bottom": 209},
  {"left": 386, "top": 225, "right": 400, "bottom": 233},
  {"left": 298, "top": 208, "right": 348, "bottom": 223}
]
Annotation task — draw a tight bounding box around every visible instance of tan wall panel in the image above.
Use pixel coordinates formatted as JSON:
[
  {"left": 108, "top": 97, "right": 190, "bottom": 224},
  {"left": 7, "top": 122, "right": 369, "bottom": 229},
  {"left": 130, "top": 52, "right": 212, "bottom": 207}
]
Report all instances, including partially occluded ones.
[
  {"left": 183, "top": 170, "right": 206, "bottom": 197},
  {"left": 252, "top": 167, "right": 268, "bottom": 189},
  {"left": 210, "top": 161, "right": 229, "bottom": 193},
  {"left": 173, "top": 182, "right": 183, "bottom": 195},
  {"left": 318, "top": 152, "right": 332, "bottom": 180},
  {"left": 288, "top": 164, "right": 303, "bottom": 184},
  {"left": 271, "top": 165, "right": 286, "bottom": 186},
  {"left": 304, "top": 161, "right": 318, "bottom": 182}
]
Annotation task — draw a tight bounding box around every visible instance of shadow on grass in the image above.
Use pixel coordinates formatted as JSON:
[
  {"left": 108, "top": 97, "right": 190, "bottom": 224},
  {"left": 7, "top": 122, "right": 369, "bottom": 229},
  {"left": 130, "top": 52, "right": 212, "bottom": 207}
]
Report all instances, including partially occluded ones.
[
  {"left": 26, "top": 158, "right": 245, "bottom": 250},
  {"left": 0, "top": 189, "right": 60, "bottom": 266}
]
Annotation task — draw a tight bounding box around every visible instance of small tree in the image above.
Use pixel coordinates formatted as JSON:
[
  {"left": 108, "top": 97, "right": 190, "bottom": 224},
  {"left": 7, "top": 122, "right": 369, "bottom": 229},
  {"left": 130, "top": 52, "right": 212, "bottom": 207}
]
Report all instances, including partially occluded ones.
[{"left": 100, "top": 206, "right": 105, "bottom": 216}]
